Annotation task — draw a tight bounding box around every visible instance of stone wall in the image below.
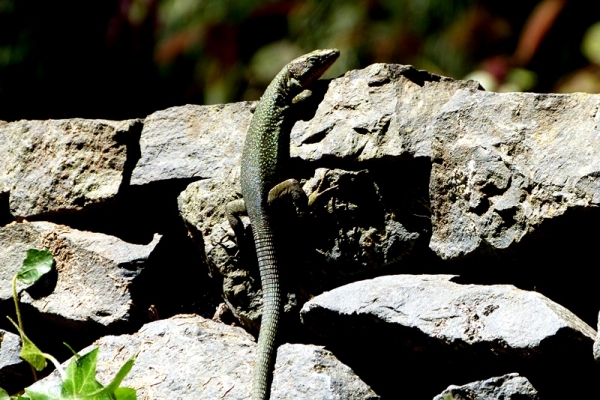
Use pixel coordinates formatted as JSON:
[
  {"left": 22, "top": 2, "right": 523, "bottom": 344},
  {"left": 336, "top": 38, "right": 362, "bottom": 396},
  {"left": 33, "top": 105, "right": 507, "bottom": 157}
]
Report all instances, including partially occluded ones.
[{"left": 1, "top": 63, "right": 598, "bottom": 398}]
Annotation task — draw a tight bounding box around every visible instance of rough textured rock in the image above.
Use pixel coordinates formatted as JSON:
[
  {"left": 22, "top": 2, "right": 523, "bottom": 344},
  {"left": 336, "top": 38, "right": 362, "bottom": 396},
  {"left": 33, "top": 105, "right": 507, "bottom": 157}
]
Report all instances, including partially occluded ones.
[
  {"left": 301, "top": 168, "right": 420, "bottom": 273},
  {"left": 429, "top": 90, "right": 600, "bottom": 259},
  {"left": 0, "top": 221, "right": 161, "bottom": 328},
  {"left": 0, "top": 329, "right": 29, "bottom": 394},
  {"left": 432, "top": 373, "right": 539, "bottom": 400},
  {"left": 272, "top": 344, "right": 380, "bottom": 400},
  {"left": 178, "top": 177, "right": 252, "bottom": 325},
  {"left": 36, "top": 315, "right": 378, "bottom": 399},
  {"left": 130, "top": 103, "right": 250, "bottom": 186},
  {"left": 290, "top": 63, "right": 482, "bottom": 161},
  {"left": 301, "top": 274, "right": 595, "bottom": 355},
  {"left": 0, "top": 118, "right": 141, "bottom": 219},
  {"left": 301, "top": 274, "right": 597, "bottom": 398}
]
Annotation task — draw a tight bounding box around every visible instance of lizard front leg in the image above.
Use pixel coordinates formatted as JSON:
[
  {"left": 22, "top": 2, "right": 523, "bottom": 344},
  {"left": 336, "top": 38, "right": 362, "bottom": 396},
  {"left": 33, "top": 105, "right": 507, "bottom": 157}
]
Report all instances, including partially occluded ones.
[
  {"left": 267, "top": 178, "right": 308, "bottom": 217},
  {"left": 226, "top": 198, "right": 247, "bottom": 246}
]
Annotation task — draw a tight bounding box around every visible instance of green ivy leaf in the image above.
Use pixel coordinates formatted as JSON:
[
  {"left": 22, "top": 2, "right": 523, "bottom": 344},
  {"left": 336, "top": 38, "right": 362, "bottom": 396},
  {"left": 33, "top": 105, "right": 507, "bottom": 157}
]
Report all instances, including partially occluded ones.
[
  {"left": 17, "top": 249, "right": 55, "bottom": 286},
  {"left": 20, "top": 334, "right": 48, "bottom": 372},
  {"left": 63, "top": 343, "right": 79, "bottom": 358},
  {"left": 112, "top": 388, "right": 136, "bottom": 400},
  {"left": 23, "top": 379, "right": 62, "bottom": 399},
  {"left": 62, "top": 348, "right": 103, "bottom": 396},
  {"left": 24, "top": 348, "right": 136, "bottom": 399},
  {"left": 7, "top": 316, "right": 47, "bottom": 371},
  {"left": 82, "top": 357, "right": 135, "bottom": 398}
]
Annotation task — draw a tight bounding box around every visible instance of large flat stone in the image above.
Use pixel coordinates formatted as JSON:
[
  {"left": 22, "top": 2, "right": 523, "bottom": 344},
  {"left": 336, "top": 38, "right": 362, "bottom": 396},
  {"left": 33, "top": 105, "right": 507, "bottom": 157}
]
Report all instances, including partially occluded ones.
[
  {"left": 33, "top": 315, "right": 379, "bottom": 399},
  {"left": 0, "top": 119, "right": 140, "bottom": 219},
  {"left": 301, "top": 274, "right": 596, "bottom": 354},
  {"left": 0, "top": 221, "right": 161, "bottom": 327},
  {"left": 429, "top": 90, "right": 600, "bottom": 259},
  {"left": 130, "top": 103, "right": 250, "bottom": 186}
]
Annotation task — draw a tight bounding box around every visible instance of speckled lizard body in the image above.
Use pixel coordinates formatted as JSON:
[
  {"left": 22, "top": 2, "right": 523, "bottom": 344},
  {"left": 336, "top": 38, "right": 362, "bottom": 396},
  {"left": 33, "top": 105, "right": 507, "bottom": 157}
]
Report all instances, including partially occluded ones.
[{"left": 229, "top": 49, "right": 339, "bottom": 400}]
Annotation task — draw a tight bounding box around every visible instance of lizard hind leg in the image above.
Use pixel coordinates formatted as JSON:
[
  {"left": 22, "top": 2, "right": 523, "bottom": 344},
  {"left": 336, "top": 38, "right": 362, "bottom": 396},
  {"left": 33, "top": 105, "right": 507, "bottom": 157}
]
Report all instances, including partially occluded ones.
[{"left": 226, "top": 198, "right": 247, "bottom": 249}]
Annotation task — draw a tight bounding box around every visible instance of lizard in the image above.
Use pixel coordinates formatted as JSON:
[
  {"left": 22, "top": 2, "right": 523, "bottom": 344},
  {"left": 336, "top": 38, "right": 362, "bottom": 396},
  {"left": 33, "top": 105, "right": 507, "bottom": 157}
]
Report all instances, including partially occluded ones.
[{"left": 227, "top": 48, "right": 340, "bottom": 400}]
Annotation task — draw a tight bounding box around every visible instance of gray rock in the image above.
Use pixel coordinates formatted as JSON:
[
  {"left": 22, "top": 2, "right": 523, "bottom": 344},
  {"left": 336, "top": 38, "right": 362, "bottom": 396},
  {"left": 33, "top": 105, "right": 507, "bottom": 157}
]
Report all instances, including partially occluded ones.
[
  {"left": 0, "top": 329, "right": 30, "bottom": 394},
  {"left": 301, "top": 274, "right": 596, "bottom": 356},
  {"left": 290, "top": 63, "right": 481, "bottom": 161},
  {"left": 0, "top": 330, "right": 21, "bottom": 372},
  {"left": 131, "top": 103, "right": 250, "bottom": 186},
  {"left": 272, "top": 344, "right": 379, "bottom": 400},
  {"left": 429, "top": 90, "right": 600, "bottom": 259},
  {"left": 0, "top": 118, "right": 141, "bottom": 219},
  {"left": 35, "top": 315, "right": 378, "bottom": 399},
  {"left": 142, "top": 104, "right": 254, "bottom": 328},
  {"left": 0, "top": 221, "right": 161, "bottom": 327},
  {"left": 301, "top": 275, "right": 598, "bottom": 398},
  {"left": 178, "top": 177, "right": 253, "bottom": 324},
  {"left": 432, "top": 373, "right": 539, "bottom": 400},
  {"left": 302, "top": 168, "right": 419, "bottom": 269}
]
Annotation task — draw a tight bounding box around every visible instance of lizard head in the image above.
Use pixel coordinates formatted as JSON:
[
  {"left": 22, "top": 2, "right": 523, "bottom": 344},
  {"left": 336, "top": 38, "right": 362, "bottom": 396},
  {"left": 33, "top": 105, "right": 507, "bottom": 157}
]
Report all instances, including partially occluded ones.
[{"left": 286, "top": 48, "right": 340, "bottom": 91}]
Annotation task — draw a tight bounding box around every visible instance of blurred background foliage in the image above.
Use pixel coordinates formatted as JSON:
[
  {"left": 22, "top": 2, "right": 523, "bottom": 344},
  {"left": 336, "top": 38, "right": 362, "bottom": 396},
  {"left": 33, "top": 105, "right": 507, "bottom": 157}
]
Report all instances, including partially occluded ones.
[{"left": 1, "top": 0, "right": 599, "bottom": 121}]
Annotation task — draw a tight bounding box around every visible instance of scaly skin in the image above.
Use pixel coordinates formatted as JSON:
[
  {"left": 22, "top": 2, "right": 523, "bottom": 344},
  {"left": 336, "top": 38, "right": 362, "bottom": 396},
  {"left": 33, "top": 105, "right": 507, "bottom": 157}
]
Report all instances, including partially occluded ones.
[{"left": 240, "top": 49, "right": 339, "bottom": 400}]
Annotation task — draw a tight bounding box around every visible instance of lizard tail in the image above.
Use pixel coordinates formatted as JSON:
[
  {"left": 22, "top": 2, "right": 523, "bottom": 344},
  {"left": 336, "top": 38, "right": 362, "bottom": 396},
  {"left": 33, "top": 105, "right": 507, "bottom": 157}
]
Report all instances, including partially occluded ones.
[{"left": 252, "top": 227, "right": 281, "bottom": 400}]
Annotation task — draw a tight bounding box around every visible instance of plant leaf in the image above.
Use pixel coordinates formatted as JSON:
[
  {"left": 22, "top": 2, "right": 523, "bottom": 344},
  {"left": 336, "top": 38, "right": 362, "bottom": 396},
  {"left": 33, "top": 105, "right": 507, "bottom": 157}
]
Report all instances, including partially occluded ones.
[
  {"left": 23, "top": 378, "right": 62, "bottom": 400},
  {"left": 113, "top": 387, "right": 136, "bottom": 400},
  {"left": 7, "top": 316, "right": 47, "bottom": 371},
  {"left": 62, "top": 348, "right": 103, "bottom": 396},
  {"left": 21, "top": 348, "right": 136, "bottom": 399},
  {"left": 17, "top": 249, "right": 55, "bottom": 286},
  {"left": 82, "top": 357, "right": 135, "bottom": 398},
  {"left": 63, "top": 343, "right": 80, "bottom": 358},
  {"left": 0, "top": 388, "right": 10, "bottom": 400},
  {"left": 20, "top": 334, "right": 48, "bottom": 372}
]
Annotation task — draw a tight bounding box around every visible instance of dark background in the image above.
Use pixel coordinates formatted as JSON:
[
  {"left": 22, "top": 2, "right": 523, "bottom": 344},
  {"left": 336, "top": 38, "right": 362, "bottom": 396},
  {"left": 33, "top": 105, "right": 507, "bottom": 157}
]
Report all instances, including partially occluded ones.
[{"left": 1, "top": 0, "right": 598, "bottom": 121}]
